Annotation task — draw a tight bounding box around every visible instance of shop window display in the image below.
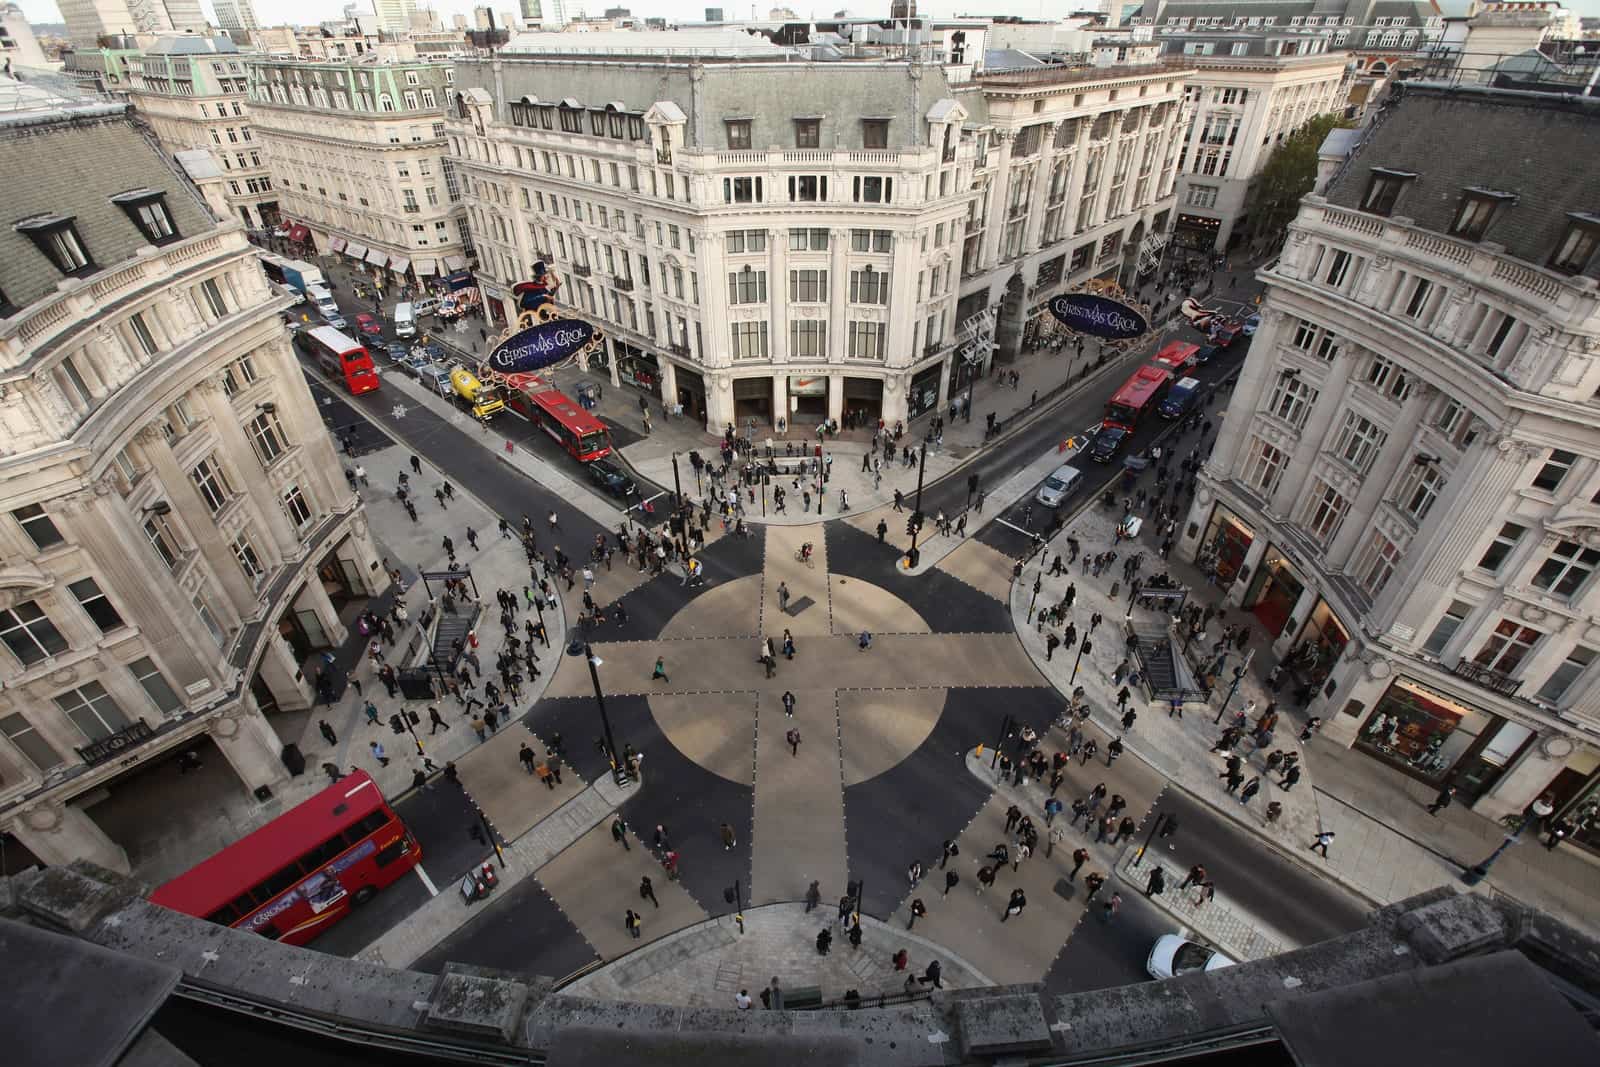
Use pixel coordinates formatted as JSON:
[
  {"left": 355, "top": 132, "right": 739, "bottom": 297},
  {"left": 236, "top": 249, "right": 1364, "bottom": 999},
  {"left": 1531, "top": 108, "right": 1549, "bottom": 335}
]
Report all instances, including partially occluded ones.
[{"left": 1357, "top": 680, "right": 1489, "bottom": 781}]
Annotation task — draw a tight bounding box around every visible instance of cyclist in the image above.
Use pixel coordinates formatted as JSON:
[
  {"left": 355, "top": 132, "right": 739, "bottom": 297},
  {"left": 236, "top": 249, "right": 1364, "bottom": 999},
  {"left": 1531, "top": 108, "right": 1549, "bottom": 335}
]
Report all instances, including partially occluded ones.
[{"left": 799, "top": 542, "right": 814, "bottom": 562}]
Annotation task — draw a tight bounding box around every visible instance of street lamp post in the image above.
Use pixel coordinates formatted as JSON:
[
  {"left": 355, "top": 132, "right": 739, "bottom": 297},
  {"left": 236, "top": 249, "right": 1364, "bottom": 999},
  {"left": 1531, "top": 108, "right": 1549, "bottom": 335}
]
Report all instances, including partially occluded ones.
[
  {"left": 905, "top": 442, "right": 929, "bottom": 568},
  {"left": 1069, "top": 635, "right": 1093, "bottom": 687},
  {"left": 1213, "top": 648, "right": 1254, "bottom": 725},
  {"left": 723, "top": 878, "right": 745, "bottom": 934},
  {"left": 583, "top": 643, "right": 627, "bottom": 784},
  {"left": 990, "top": 713, "right": 1015, "bottom": 769},
  {"left": 1125, "top": 578, "right": 1142, "bottom": 622},
  {"left": 1131, "top": 812, "right": 1169, "bottom": 869},
  {"left": 1027, "top": 574, "right": 1042, "bottom": 624},
  {"left": 1461, "top": 797, "right": 1555, "bottom": 886}
]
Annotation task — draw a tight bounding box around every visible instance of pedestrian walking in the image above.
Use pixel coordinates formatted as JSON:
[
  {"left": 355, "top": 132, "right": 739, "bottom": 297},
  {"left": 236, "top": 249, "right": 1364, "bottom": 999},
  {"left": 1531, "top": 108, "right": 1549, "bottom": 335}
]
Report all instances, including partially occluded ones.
[
  {"left": 1280, "top": 764, "right": 1302, "bottom": 791},
  {"left": 625, "top": 909, "right": 642, "bottom": 939},
  {"left": 1144, "top": 866, "right": 1166, "bottom": 897},
  {"left": 786, "top": 727, "right": 801, "bottom": 756},
  {"left": 429, "top": 706, "right": 448, "bottom": 734},
  {"left": 518, "top": 742, "right": 536, "bottom": 775},
  {"left": 907, "top": 897, "right": 927, "bottom": 930},
  {"left": 1179, "top": 864, "right": 1207, "bottom": 890},
  {"left": 805, "top": 880, "right": 821, "bottom": 912},
  {"left": 1426, "top": 785, "right": 1456, "bottom": 816},
  {"left": 918, "top": 960, "right": 943, "bottom": 989},
  {"left": 369, "top": 740, "right": 389, "bottom": 766},
  {"left": 1084, "top": 871, "right": 1106, "bottom": 903},
  {"left": 1100, "top": 892, "right": 1123, "bottom": 923},
  {"left": 848, "top": 920, "right": 863, "bottom": 950},
  {"left": 651, "top": 657, "right": 670, "bottom": 682},
  {"left": 782, "top": 690, "right": 796, "bottom": 717},
  {"left": 1070, "top": 847, "right": 1089, "bottom": 881},
  {"left": 639, "top": 876, "right": 658, "bottom": 908},
  {"left": 1001, "top": 888, "right": 1027, "bottom": 922},
  {"left": 941, "top": 839, "right": 958, "bottom": 868},
  {"left": 720, "top": 822, "right": 737, "bottom": 850},
  {"left": 1107, "top": 737, "right": 1124, "bottom": 767},
  {"left": 611, "top": 815, "right": 631, "bottom": 849},
  {"left": 1309, "top": 830, "right": 1334, "bottom": 858},
  {"left": 1239, "top": 776, "right": 1261, "bottom": 806},
  {"left": 318, "top": 719, "right": 337, "bottom": 745},
  {"left": 907, "top": 860, "right": 924, "bottom": 887},
  {"left": 943, "top": 870, "right": 959, "bottom": 895},
  {"left": 410, "top": 454, "right": 422, "bottom": 475}
]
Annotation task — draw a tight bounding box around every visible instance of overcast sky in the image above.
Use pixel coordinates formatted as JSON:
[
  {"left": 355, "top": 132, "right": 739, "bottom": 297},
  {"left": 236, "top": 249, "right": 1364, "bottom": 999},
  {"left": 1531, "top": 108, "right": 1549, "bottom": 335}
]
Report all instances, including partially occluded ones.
[{"left": 13, "top": 0, "right": 1600, "bottom": 31}]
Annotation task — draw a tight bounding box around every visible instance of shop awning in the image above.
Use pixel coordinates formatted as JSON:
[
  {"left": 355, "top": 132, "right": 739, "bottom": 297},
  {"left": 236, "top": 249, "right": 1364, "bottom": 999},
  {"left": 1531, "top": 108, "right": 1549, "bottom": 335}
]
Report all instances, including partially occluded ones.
[
  {"left": 343, "top": 242, "right": 368, "bottom": 260},
  {"left": 287, "top": 224, "right": 310, "bottom": 243},
  {"left": 365, "top": 248, "right": 388, "bottom": 266},
  {"left": 388, "top": 255, "right": 411, "bottom": 274},
  {"left": 443, "top": 254, "right": 468, "bottom": 271},
  {"left": 328, "top": 236, "right": 346, "bottom": 253},
  {"left": 414, "top": 258, "right": 439, "bottom": 276}
]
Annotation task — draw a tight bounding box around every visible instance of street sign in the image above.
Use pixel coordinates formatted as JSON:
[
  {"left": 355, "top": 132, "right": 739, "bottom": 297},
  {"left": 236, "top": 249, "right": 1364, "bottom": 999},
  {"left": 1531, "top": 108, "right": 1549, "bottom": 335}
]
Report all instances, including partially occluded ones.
[{"left": 1048, "top": 293, "right": 1148, "bottom": 340}]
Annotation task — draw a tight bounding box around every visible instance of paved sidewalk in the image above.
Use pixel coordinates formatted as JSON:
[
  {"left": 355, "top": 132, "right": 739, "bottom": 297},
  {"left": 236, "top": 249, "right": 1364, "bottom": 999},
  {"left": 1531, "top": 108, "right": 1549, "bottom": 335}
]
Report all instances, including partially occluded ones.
[
  {"left": 356, "top": 768, "right": 635, "bottom": 969},
  {"left": 1001, "top": 414, "right": 1600, "bottom": 940},
  {"left": 561, "top": 902, "right": 992, "bottom": 1008},
  {"left": 1113, "top": 843, "right": 1286, "bottom": 963}
]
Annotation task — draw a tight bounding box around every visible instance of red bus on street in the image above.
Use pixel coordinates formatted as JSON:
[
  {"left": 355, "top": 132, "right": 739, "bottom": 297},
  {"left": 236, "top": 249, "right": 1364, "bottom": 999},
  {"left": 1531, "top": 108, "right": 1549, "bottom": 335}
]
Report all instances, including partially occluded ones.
[
  {"left": 150, "top": 770, "right": 420, "bottom": 946},
  {"left": 1105, "top": 364, "right": 1172, "bottom": 431},
  {"left": 1149, "top": 341, "right": 1201, "bottom": 376},
  {"left": 295, "top": 325, "right": 380, "bottom": 395},
  {"left": 506, "top": 380, "right": 613, "bottom": 462}
]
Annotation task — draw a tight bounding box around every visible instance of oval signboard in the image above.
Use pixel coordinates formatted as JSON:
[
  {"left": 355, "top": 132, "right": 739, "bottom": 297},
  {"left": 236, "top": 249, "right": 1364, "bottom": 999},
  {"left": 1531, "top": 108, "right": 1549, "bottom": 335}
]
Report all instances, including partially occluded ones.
[
  {"left": 486, "top": 318, "right": 599, "bottom": 375},
  {"left": 1048, "top": 293, "right": 1148, "bottom": 340}
]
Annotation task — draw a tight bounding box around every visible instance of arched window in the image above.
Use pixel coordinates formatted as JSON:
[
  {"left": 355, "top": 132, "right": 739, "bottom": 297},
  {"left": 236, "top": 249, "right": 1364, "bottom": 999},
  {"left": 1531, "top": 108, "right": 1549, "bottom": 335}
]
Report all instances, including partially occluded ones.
[{"left": 379, "top": 93, "right": 394, "bottom": 112}]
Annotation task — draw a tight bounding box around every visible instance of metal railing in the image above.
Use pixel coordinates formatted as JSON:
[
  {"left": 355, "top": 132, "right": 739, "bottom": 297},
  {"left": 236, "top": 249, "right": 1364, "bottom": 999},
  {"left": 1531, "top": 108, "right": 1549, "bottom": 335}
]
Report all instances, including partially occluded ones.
[{"left": 1450, "top": 658, "right": 1523, "bottom": 697}]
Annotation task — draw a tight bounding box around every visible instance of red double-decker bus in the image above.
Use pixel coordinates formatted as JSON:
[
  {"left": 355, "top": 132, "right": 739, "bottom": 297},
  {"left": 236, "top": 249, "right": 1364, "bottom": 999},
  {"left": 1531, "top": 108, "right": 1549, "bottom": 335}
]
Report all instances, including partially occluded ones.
[
  {"left": 1149, "top": 341, "right": 1201, "bottom": 377},
  {"left": 505, "top": 380, "right": 612, "bottom": 462},
  {"left": 1105, "top": 364, "right": 1172, "bottom": 431},
  {"left": 295, "top": 326, "right": 380, "bottom": 395},
  {"left": 150, "top": 771, "right": 421, "bottom": 946}
]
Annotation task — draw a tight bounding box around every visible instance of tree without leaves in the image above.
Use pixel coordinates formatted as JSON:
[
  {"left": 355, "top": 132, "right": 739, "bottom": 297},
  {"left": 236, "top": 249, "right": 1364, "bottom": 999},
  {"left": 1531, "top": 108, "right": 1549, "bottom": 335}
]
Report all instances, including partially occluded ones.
[{"left": 1249, "top": 113, "right": 1352, "bottom": 246}]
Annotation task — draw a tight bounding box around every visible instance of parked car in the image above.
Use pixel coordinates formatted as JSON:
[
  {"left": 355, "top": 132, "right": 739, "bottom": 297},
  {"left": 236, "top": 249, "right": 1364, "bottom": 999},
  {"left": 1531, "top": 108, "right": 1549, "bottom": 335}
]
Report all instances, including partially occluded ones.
[
  {"left": 416, "top": 362, "right": 454, "bottom": 398},
  {"left": 1035, "top": 464, "right": 1084, "bottom": 509},
  {"left": 1194, "top": 344, "right": 1221, "bottom": 365},
  {"left": 410, "top": 296, "right": 441, "bottom": 317},
  {"left": 321, "top": 312, "right": 347, "bottom": 330},
  {"left": 1087, "top": 425, "right": 1129, "bottom": 463},
  {"left": 1146, "top": 935, "right": 1236, "bottom": 980},
  {"left": 354, "top": 312, "right": 384, "bottom": 337},
  {"left": 384, "top": 341, "right": 411, "bottom": 364},
  {"left": 586, "top": 458, "right": 637, "bottom": 498}
]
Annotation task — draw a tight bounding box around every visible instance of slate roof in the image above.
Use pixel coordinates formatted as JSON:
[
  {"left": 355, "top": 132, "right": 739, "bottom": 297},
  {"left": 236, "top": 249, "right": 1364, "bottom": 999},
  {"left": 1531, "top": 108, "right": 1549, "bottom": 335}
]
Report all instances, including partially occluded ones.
[{"left": 1323, "top": 83, "right": 1600, "bottom": 279}]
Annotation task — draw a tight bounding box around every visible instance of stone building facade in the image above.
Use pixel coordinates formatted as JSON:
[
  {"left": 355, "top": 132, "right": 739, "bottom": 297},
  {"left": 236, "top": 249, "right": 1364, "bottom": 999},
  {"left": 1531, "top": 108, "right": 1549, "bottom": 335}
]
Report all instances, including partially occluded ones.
[
  {"left": 246, "top": 56, "right": 471, "bottom": 285},
  {"left": 446, "top": 35, "right": 1190, "bottom": 431},
  {"left": 1178, "top": 83, "right": 1600, "bottom": 847},
  {"left": 0, "top": 96, "right": 385, "bottom": 873}
]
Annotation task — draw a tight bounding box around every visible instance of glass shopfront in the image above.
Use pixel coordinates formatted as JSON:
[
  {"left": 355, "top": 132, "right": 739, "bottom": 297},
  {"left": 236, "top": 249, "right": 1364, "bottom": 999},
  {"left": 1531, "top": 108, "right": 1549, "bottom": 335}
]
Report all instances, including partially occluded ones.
[
  {"left": 674, "top": 366, "right": 705, "bottom": 420},
  {"left": 1200, "top": 503, "right": 1254, "bottom": 587},
  {"left": 1549, "top": 750, "right": 1600, "bottom": 855},
  {"left": 1286, "top": 599, "right": 1350, "bottom": 691},
  {"left": 616, "top": 342, "right": 659, "bottom": 394},
  {"left": 908, "top": 362, "right": 943, "bottom": 420},
  {"left": 1355, "top": 679, "right": 1511, "bottom": 791},
  {"left": 1244, "top": 545, "right": 1305, "bottom": 638}
]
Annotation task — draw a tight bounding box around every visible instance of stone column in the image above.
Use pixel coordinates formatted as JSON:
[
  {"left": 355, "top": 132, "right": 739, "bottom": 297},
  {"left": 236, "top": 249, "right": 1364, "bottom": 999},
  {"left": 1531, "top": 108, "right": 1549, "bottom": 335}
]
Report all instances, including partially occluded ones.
[
  {"left": 208, "top": 697, "right": 288, "bottom": 795},
  {"left": 771, "top": 374, "right": 789, "bottom": 427},
  {"left": 258, "top": 632, "right": 314, "bottom": 711},
  {"left": 143, "top": 431, "right": 253, "bottom": 624},
  {"left": 1224, "top": 535, "right": 1269, "bottom": 609},
  {"left": 659, "top": 360, "right": 679, "bottom": 413},
  {"left": 768, "top": 229, "right": 789, "bottom": 361},
  {"left": 1062, "top": 124, "right": 1091, "bottom": 237},
  {"left": 339, "top": 514, "right": 389, "bottom": 597},
  {"left": 828, "top": 229, "right": 850, "bottom": 356},
  {"left": 8, "top": 801, "right": 129, "bottom": 874},
  {"left": 1268, "top": 353, "right": 1356, "bottom": 518},
  {"left": 936, "top": 353, "right": 952, "bottom": 414},
  {"left": 981, "top": 131, "right": 1015, "bottom": 268},
  {"left": 826, "top": 374, "right": 844, "bottom": 425},
  {"left": 1207, "top": 310, "right": 1288, "bottom": 476},
  {"left": 295, "top": 576, "right": 349, "bottom": 649},
  {"left": 1022, "top": 135, "right": 1055, "bottom": 255},
  {"left": 1272, "top": 583, "right": 1323, "bottom": 657}
]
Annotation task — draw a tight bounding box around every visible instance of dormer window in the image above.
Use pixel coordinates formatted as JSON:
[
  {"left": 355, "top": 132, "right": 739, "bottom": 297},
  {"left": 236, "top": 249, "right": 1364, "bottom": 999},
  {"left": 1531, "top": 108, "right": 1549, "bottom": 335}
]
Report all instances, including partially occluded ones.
[
  {"left": 111, "top": 189, "right": 180, "bottom": 246},
  {"left": 725, "top": 119, "right": 752, "bottom": 150},
  {"left": 1361, "top": 167, "right": 1415, "bottom": 217},
  {"left": 1549, "top": 213, "right": 1600, "bottom": 276},
  {"left": 15, "top": 214, "right": 95, "bottom": 277},
  {"left": 1448, "top": 188, "right": 1515, "bottom": 243}
]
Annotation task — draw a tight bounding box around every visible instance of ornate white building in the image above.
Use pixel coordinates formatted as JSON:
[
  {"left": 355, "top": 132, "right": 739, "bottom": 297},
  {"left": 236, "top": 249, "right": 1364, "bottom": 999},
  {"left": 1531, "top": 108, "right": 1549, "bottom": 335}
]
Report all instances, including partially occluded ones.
[
  {"left": 0, "top": 91, "right": 385, "bottom": 872},
  {"left": 446, "top": 32, "right": 1191, "bottom": 431},
  {"left": 1179, "top": 83, "right": 1600, "bottom": 847}
]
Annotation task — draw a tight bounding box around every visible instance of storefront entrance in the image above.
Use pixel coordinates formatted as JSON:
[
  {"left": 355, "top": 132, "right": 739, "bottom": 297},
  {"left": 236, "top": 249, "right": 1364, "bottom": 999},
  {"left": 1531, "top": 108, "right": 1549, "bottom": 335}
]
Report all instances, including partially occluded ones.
[
  {"left": 1201, "top": 504, "right": 1254, "bottom": 587},
  {"left": 1355, "top": 679, "right": 1513, "bottom": 793},
  {"left": 675, "top": 367, "right": 706, "bottom": 420},
  {"left": 1244, "top": 546, "right": 1304, "bottom": 637},
  {"left": 616, "top": 342, "right": 660, "bottom": 396},
  {"left": 733, "top": 377, "right": 772, "bottom": 425},
  {"left": 1549, "top": 753, "right": 1600, "bottom": 856},
  {"left": 788, "top": 375, "right": 827, "bottom": 421},
  {"left": 908, "top": 362, "right": 943, "bottom": 420},
  {"left": 842, "top": 377, "right": 883, "bottom": 428},
  {"left": 318, "top": 543, "right": 362, "bottom": 608}
]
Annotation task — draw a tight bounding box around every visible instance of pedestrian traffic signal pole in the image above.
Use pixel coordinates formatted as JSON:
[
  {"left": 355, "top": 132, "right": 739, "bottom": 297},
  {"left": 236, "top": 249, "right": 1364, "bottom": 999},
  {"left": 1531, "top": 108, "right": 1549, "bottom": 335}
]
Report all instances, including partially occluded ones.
[
  {"left": 991, "top": 713, "right": 1014, "bottom": 769},
  {"left": 904, "top": 444, "right": 928, "bottom": 568},
  {"left": 1131, "top": 812, "right": 1168, "bottom": 869},
  {"left": 473, "top": 802, "right": 505, "bottom": 869},
  {"left": 723, "top": 878, "right": 745, "bottom": 934},
  {"left": 1214, "top": 648, "right": 1255, "bottom": 725},
  {"left": 1070, "top": 636, "right": 1092, "bottom": 686},
  {"left": 584, "top": 643, "right": 627, "bottom": 785}
]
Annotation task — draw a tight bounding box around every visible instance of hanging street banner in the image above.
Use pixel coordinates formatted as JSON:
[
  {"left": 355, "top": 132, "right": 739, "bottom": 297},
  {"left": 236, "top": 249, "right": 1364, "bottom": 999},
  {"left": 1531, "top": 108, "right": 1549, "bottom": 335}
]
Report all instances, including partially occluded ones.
[
  {"left": 1048, "top": 293, "right": 1149, "bottom": 340},
  {"left": 485, "top": 318, "right": 601, "bottom": 375}
]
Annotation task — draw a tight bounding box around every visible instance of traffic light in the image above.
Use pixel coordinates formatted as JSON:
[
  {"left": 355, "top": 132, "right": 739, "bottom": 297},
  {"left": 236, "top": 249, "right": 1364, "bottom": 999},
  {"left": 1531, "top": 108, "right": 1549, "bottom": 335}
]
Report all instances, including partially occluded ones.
[
  {"left": 906, "top": 516, "right": 919, "bottom": 537},
  {"left": 389, "top": 714, "right": 405, "bottom": 735},
  {"left": 1081, "top": 640, "right": 1093, "bottom": 656},
  {"left": 968, "top": 473, "right": 980, "bottom": 495}
]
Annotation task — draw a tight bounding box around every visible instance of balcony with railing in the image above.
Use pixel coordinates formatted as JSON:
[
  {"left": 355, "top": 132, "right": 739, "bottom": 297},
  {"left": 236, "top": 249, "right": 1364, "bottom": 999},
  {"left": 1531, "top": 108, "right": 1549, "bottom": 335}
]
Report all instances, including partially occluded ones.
[
  {"left": 572, "top": 263, "right": 592, "bottom": 278},
  {"left": 668, "top": 341, "right": 690, "bottom": 357},
  {"left": 1450, "top": 657, "right": 1523, "bottom": 698},
  {"left": 76, "top": 719, "right": 156, "bottom": 767},
  {"left": 613, "top": 275, "right": 634, "bottom": 292}
]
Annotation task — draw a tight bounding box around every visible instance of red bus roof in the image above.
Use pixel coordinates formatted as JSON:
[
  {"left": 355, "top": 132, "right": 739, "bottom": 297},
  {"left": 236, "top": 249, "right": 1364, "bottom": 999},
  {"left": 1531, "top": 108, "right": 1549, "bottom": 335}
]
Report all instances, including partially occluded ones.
[
  {"left": 1110, "top": 364, "right": 1172, "bottom": 409},
  {"left": 1150, "top": 341, "right": 1200, "bottom": 372},
  {"left": 305, "top": 325, "right": 366, "bottom": 355},
  {"left": 525, "top": 387, "right": 607, "bottom": 435},
  {"left": 150, "top": 771, "right": 388, "bottom": 918}
]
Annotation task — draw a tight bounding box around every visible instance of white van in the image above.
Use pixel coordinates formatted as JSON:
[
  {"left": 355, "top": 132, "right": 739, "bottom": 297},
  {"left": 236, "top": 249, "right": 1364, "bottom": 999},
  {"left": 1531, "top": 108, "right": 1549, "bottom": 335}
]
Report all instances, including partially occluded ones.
[
  {"left": 307, "top": 285, "right": 338, "bottom": 317},
  {"left": 393, "top": 302, "right": 417, "bottom": 338},
  {"left": 1035, "top": 464, "right": 1083, "bottom": 509}
]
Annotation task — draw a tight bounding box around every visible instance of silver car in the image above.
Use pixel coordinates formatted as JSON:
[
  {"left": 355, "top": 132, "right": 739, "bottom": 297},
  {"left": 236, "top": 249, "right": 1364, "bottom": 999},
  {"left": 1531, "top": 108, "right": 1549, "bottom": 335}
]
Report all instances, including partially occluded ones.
[{"left": 1035, "top": 464, "right": 1084, "bottom": 508}]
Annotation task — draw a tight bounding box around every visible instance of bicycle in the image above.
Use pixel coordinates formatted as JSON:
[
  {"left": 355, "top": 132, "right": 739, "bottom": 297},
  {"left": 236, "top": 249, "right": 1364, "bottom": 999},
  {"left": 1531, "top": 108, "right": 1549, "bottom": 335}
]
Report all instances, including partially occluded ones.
[{"left": 795, "top": 546, "right": 815, "bottom": 569}]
